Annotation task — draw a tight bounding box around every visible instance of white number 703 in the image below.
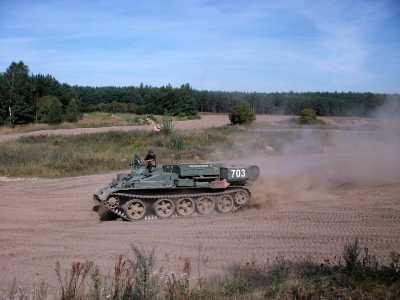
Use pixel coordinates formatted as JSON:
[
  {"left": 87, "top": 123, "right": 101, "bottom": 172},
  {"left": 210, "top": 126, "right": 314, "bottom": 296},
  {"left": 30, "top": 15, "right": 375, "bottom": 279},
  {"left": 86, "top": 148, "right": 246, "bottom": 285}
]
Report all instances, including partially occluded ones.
[{"left": 230, "top": 169, "right": 246, "bottom": 178}]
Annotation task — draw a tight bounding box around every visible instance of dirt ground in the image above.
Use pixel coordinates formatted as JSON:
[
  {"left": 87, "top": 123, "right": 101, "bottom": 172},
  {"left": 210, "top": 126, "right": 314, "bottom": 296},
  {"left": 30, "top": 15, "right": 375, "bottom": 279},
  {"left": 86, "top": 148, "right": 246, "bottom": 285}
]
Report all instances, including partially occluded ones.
[
  {"left": 0, "top": 158, "right": 399, "bottom": 291},
  {"left": 0, "top": 114, "right": 231, "bottom": 143},
  {"left": 0, "top": 114, "right": 371, "bottom": 143},
  {"left": 0, "top": 114, "right": 399, "bottom": 292}
]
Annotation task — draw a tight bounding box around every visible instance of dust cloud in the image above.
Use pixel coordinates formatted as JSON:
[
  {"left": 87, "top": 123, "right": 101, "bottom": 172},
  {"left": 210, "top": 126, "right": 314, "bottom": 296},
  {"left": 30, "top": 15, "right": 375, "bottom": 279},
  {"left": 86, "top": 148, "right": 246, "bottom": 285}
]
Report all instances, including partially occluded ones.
[{"left": 212, "top": 100, "right": 400, "bottom": 208}]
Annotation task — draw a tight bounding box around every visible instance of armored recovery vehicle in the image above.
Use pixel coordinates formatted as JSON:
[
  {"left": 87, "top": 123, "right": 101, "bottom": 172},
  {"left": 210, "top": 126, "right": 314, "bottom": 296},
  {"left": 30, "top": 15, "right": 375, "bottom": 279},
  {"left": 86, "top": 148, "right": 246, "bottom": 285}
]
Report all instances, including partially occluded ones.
[{"left": 94, "top": 157, "right": 259, "bottom": 221}]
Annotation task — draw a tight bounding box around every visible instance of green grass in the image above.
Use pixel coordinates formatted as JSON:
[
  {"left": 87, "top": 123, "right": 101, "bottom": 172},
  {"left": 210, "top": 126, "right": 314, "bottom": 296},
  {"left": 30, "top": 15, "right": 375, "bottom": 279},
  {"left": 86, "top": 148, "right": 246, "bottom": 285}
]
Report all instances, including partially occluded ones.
[
  {"left": 0, "top": 127, "right": 235, "bottom": 177},
  {"left": 0, "top": 124, "right": 337, "bottom": 177},
  {"left": 3, "top": 240, "right": 400, "bottom": 300}
]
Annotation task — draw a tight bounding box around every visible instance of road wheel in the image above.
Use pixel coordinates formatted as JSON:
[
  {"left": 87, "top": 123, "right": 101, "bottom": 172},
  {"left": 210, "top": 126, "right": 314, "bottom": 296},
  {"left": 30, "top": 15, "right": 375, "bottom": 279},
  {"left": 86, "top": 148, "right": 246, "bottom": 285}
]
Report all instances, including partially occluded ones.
[
  {"left": 176, "top": 198, "right": 195, "bottom": 216},
  {"left": 125, "top": 199, "right": 146, "bottom": 220},
  {"left": 154, "top": 199, "right": 175, "bottom": 218},
  {"left": 234, "top": 190, "right": 250, "bottom": 206},
  {"left": 196, "top": 196, "right": 215, "bottom": 215},
  {"left": 105, "top": 196, "right": 119, "bottom": 209},
  {"left": 217, "top": 195, "right": 234, "bottom": 213}
]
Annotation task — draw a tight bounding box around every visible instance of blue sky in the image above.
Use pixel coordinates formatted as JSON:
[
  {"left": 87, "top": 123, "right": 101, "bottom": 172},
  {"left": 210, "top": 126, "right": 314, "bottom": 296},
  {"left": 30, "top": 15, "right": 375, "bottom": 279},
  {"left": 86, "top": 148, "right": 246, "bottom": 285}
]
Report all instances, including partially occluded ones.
[{"left": 0, "top": 0, "right": 399, "bottom": 92}]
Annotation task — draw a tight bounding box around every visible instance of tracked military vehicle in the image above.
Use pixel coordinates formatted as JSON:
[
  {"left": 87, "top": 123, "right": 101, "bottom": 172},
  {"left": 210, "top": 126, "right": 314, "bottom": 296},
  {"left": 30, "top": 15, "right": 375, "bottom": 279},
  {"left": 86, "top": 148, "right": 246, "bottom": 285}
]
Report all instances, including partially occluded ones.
[{"left": 94, "top": 156, "right": 259, "bottom": 221}]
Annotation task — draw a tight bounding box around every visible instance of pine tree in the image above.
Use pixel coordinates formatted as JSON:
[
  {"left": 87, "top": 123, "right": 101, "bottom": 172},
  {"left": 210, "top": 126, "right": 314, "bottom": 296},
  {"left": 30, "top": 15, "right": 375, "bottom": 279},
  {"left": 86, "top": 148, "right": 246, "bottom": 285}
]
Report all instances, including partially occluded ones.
[
  {"left": 65, "top": 98, "right": 80, "bottom": 122},
  {"left": 47, "top": 97, "right": 63, "bottom": 124}
]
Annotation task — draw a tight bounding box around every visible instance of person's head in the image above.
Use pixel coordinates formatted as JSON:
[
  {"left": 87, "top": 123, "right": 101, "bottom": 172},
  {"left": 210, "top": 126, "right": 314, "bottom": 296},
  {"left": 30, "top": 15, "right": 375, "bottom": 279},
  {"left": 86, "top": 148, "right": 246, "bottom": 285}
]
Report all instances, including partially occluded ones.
[{"left": 148, "top": 149, "right": 154, "bottom": 154}]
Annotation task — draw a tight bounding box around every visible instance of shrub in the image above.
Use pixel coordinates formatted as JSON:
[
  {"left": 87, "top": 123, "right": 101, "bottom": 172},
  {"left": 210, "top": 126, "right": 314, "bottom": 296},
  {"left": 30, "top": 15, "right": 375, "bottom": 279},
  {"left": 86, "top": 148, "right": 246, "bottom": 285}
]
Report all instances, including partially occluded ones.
[
  {"left": 130, "top": 246, "right": 159, "bottom": 300},
  {"left": 229, "top": 103, "right": 255, "bottom": 125},
  {"left": 299, "top": 108, "right": 318, "bottom": 124},
  {"left": 343, "top": 238, "right": 362, "bottom": 274},
  {"left": 65, "top": 98, "right": 80, "bottom": 122},
  {"left": 5, "top": 241, "right": 400, "bottom": 300},
  {"left": 168, "top": 133, "right": 185, "bottom": 151},
  {"left": 130, "top": 116, "right": 149, "bottom": 125},
  {"left": 165, "top": 273, "right": 192, "bottom": 300},
  {"left": 55, "top": 261, "right": 92, "bottom": 300},
  {"left": 147, "top": 114, "right": 157, "bottom": 122},
  {"left": 160, "top": 116, "right": 174, "bottom": 135},
  {"left": 37, "top": 96, "right": 63, "bottom": 124}
]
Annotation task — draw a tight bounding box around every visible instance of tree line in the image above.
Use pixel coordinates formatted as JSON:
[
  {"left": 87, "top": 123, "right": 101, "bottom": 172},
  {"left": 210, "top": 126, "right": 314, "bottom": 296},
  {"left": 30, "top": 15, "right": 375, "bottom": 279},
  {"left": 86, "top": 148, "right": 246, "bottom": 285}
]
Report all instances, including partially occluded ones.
[
  {"left": 0, "top": 61, "right": 398, "bottom": 125},
  {"left": 195, "top": 90, "right": 399, "bottom": 117},
  {"left": 0, "top": 62, "right": 80, "bottom": 125}
]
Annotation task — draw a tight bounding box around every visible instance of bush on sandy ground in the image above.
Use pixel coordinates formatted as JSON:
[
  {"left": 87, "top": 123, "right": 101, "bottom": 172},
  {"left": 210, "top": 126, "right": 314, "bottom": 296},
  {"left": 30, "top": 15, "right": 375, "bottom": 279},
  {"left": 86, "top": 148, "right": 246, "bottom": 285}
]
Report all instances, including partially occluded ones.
[
  {"left": 299, "top": 107, "right": 317, "bottom": 124},
  {"left": 3, "top": 240, "right": 400, "bottom": 300},
  {"left": 298, "top": 108, "right": 326, "bottom": 125},
  {"left": 229, "top": 103, "right": 256, "bottom": 125}
]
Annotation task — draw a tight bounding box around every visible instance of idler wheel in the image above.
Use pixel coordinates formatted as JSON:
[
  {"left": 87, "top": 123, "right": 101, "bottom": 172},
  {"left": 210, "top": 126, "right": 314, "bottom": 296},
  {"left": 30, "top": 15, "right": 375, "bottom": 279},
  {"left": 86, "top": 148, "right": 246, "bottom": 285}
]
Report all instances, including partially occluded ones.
[
  {"left": 216, "top": 195, "right": 234, "bottom": 213},
  {"left": 125, "top": 199, "right": 146, "bottom": 220},
  {"left": 196, "top": 196, "right": 215, "bottom": 215},
  {"left": 234, "top": 190, "right": 250, "bottom": 206},
  {"left": 105, "top": 196, "right": 119, "bottom": 209},
  {"left": 154, "top": 199, "right": 175, "bottom": 218},
  {"left": 176, "top": 198, "right": 195, "bottom": 216}
]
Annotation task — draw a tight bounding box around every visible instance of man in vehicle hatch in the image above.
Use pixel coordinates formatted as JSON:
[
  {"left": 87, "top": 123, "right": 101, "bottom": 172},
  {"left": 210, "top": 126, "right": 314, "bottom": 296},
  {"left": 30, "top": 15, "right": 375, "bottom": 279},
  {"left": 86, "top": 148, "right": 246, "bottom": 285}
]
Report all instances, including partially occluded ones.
[{"left": 144, "top": 149, "right": 157, "bottom": 172}]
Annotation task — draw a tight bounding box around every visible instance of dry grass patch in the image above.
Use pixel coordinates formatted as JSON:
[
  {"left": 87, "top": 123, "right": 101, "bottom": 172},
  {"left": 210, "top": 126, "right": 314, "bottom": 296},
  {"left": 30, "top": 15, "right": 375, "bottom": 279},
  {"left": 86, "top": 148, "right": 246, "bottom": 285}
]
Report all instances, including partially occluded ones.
[{"left": 0, "top": 127, "right": 234, "bottom": 177}]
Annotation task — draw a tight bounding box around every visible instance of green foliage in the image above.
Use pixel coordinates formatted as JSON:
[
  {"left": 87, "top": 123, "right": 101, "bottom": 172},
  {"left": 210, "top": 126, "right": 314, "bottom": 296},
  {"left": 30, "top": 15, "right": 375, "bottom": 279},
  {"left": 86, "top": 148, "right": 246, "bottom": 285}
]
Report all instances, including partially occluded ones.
[
  {"left": 0, "top": 61, "right": 80, "bottom": 126},
  {"left": 37, "top": 96, "right": 63, "bottom": 124},
  {"left": 229, "top": 102, "right": 256, "bottom": 125},
  {"left": 88, "top": 101, "right": 137, "bottom": 114},
  {"left": 0, "top": 129, "right": 230, "bottom": 177},
  {"left": 146, "top": 114, "right": 157, "bottom": 122},
  {"left": 2, "top": 61, "right": 400, "bottom": 128},
  {"left": 168, "top": 133, "right": 186, "bottom": 151},
  {"left": 47, "top": 97, "right": 63, "bottom": 124},
  {"left": 129, "top": 115, "right": 150, "bottom": 125},
  {"left": 78, "top": 83, "right": 198, "bottom": 117},
  {"left": 65, "top": 98, "right": 80, "bottom": 122},
  {"left": 299, "top": 107, "right": 318, "bottom": 124},
  {"left": 174, "top": 112, "right": 201, "bottom": 121},
  {"left": 0, "top": 61, "right": 34, "bottom": 125},
  {"left": 195, "top": 90, "right": 396, "bottom": 117},
  {"left": 2, "top": 61, "right": 400, "bottom": 127}
]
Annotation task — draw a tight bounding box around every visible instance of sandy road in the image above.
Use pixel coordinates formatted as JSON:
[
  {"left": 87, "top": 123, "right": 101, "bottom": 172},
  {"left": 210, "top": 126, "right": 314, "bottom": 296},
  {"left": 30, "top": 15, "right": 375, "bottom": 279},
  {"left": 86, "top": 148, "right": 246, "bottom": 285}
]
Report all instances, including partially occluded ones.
[
  {"left": 0, "top": 114, "right": 399, "bottom": 291},
  {"left": 0, "top": 114, "right": 333, "bottom": 143},
  {"left": 0, "top": 161, "right": 399, "bottom": 291},
  {"left": 0, "top": 114, "right": 374, "bottom": 143},
  {"left": 0, "top": 114, "right": 239, "bottom": 143}
]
